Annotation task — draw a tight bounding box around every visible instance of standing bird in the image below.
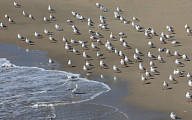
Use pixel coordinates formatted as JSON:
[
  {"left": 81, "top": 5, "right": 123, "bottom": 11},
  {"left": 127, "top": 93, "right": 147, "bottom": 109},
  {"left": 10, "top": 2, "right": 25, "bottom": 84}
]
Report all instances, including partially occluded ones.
[
  {"left": 85, "top": 61, "right": 91, "bottom": 67},
  {"left": 175, "top": 59, "right": 183, "bottom": 68},
  {"left": 186, "top": 92, "right": 192, "bottom": 102},
  {"left": 110, "top": 32, "right": 115, "bottom": 40},
  {"left": 44, "top": 29, "right": 51, "bottom": 35},
  {"left": 68, "top": 60, "right": 72, "bottom": 68},
  {"left": 139, "top": 63, "right": 146, "bottom": 73},
  {"left": 113, "top": 65, "right": 119, "bottom": 73},
  {"left": 34, "top": 32, "right": 41, "bottom": 39},
  {"left": 97, "top": 52, "right": 102, "bottom": 60},
  {"left": 133, "top": 54, "right": 140, "bottom": 63},
  {"left": 170, "top": 112, "right": 180, "bottom": 120},
  {"left": 55, "top": 24, "right": 63, "bottom": 31},
  {"left": 150, "top": 66, "right": 159, "bottom": 76},
  {"left": 18, "top": 34, "right": 24, "bottom": 40},
  {"left": 158, "top": 55, "right": 164, "bottom": 63},
  {"left": 188, "top": 80, "right": 192, "bottom": 90},
  {"left": 163, "top": 81, "right": 169, "bottom": 90},
  {"left": 135, "top": 48, "right": 143, "bottom": 56},
  {"left": 100, "top": 60, "right": 106, "bottom": 69},
  {"left": 166, "top": 49, "right": 171, "bottom": 57},
  {"left": 22, "top": 11, "right": 28, "bottom": 17},
  {"left": 83, "top": 65, "right": 88, "bottom": 73},
  {"left": 83, "top": 52, "right": 88, "bottom": 61},
  {"left": 14, "top": 2, "right": 20, "bottom": 8},
  {"left": 120, "top": 59, "right": 126, "bottom": 68},
  {"left": 0, "top": 23, "right": 7, "bottom": 29},
  {"left": 48, "top": 5, "right": 54, "bottom": 13},
  {"left": 148, "top": 41, "right": 154, "bottom": 48},
  {"left": 145, "top": 70, "right": 152, "bottom": 80},
  {"left": 169, "top": 75, "right": 176, "bottom": 84},
  {"left": 182, "top": 54, "right": 189, "bottom": 62},
  {"left": 49, "top": 58, "right": 54, "bottom": 64},
  {"left": 187, "top": 73, "right": 192, "bottom": 80},
  {"left": 141, "top": 75, "right": 147, "bottom": 85}
]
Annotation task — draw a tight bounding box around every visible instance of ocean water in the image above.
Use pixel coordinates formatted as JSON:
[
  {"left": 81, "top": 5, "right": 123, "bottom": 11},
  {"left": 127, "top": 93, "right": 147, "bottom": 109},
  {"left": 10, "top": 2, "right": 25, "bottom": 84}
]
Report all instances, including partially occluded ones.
[
  {"left": 0, "top": 58, "right": 112, "bottom": 119},
  {"left": 0, "top": 42, "right": 132, "bottom": 120}
]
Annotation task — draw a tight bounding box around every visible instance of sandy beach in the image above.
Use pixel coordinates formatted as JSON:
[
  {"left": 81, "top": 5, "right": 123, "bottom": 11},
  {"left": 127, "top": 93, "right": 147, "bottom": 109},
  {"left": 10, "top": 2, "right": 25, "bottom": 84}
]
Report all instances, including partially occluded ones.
[{"left": 1, "top": 0, "right": 192, "bottom": 119}]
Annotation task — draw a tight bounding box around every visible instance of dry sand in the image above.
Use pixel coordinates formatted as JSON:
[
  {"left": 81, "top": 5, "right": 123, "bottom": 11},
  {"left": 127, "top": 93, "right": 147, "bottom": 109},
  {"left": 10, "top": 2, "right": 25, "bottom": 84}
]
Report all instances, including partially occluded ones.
[{"left": 1, "top": 0, "right": 192, "bottom": 119}]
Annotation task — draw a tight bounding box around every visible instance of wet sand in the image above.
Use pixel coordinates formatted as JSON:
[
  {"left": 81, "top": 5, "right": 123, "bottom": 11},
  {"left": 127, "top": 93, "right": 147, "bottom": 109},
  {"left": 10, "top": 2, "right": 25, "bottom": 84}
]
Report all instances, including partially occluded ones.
[{"left": 1, "top": 0, "right": 192, "bottom": 119}]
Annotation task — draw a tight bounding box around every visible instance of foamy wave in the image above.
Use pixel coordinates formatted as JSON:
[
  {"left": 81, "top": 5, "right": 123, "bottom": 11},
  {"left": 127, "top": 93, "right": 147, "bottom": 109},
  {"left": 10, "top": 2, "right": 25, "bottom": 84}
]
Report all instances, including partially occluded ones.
[{"left": 0, "top": 58, "right": 111, "bottom": 119}]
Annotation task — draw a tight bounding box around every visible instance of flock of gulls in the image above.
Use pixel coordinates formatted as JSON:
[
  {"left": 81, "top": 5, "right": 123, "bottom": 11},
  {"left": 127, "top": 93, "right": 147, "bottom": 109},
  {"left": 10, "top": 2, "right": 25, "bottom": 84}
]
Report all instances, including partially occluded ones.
[{"left": 1, "top": 1, "right": 192, "bottom": 119}]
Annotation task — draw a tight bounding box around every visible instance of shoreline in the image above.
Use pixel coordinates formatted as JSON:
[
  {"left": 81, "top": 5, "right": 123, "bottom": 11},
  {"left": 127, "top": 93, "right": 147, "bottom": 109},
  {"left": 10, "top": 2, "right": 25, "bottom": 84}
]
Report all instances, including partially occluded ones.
[
  {"left": 1, "top": 0, "right": 192, "bottom": 119},
  {"left": 0, "top": 41, "right": 169, "bottom": 120}
]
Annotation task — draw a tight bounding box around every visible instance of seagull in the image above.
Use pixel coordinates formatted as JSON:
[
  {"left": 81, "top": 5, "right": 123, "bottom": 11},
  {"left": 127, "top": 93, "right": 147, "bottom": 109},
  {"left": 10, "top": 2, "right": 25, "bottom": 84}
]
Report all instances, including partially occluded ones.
[
  {"left": 169, "top": 75, "right": 176, "bottom": 84},
  {"left": 83, "top": 65, "right": 88, "bottom": 73},
  {"left": 119, "top": 37, "right": 125, "bottom": 44},
  {"left": 44, "top": 29, "right": 52, "bottom": 35},
  {"left": 158, "top": 48, "right": 166, "bottom": 52},
  {"left": 96, "top": 39, "right": 103, "bottom": 45},
  {"left": 71, "top": 84, "right": 78, "bottom": 93},
  {"left": 157, "top": 55, "right": 164, "bottom": 63},
  {"left": 49, "top": 58, "right": 54, "bottom": 64},
  {"left": 182, "top": 54, "right": 189, "bottom": 62},
  {"left": 170, "top": 112, "right": 180, "bottom": 120},
  {"left": 133, "top": 54, "right": 140, "bottom": 63},
  {"left": 68, "top": 60, "right": 72, "bottom": 68},
  {"left": 125, "top": 56, "right": 131, "bottom": 64},
  {"left": 173, "top": 69, "right": 182, "bottom": 78},
  {"left": 113, "top": 65, "right": 119, "bottom": 73},
  {"left": 25, "top": 38, "right": 32, "bottom": 45},
  {"left": 150, "top": 28, "right": 157, "bottom": 36},
  {"left": 135, "top": 48, "right": 142, "bottom": 55},
  {"left": 149, "top": 61, "right": 155, "bottom": 67},
  {"left": 118, "top": 32, "right": 125, "bottom": 37},
  {"left": 150, "top": 66, "right": 159, "bottom": 76},
  {"left": 48, "top": 5, "right": 54, "bottom": 13},
  {"left": 117, "top": 7, "right": 122, "bottom": 13},
  {"left": 161, "top": 32, "right": 165, "bottom": 38},
  {"left": 8, "top": 18, "right": 14, "bottom": 24},
  {"left": 71, "top": 11, "right": 77, "bottom": 16},
  {"left": 65, "top": 43, "right": 70, "bottom": 53},
  {"left": 22, "top": 11, "right": 28, "bottom": 17},
  {"left": 96, "top": 31, "right": 102, "bottom": 38},
  {"left": 187, "top": 28, "right": 192, "bottom": 36},
  {"left": 188, "top": 80, "right": 192, "bottom": 90},
  {"left": 145, "top": 70, "right": 152, "bottom": 80},
  {"left": 148, "top": 52, "right": 156, "bottom": 60},
  {"left": 29, "top": 14, "right": 35, "bottom": 20},
  {"left": 4, "top": 14, "right": 9, "bottom": 19},
  {"left": 96, "top": 3, "right": 101, "bottom": 8},
  {"left": 139, "top": 63, "right": 146, "bottom": 73},
  {"left": 50, "top": 14, "right": 56, "bottom": 20},
  {"left": 145, "top": 31, "right": 150, "bottom": 38},
  {"left": 174, "top": 51, "right": 180, "bottom": 59},
  {"left": 166, "top": 49, "right": 171, "bottom": 57},
  {"left": 175, "top": 59, "right": 183, "bottom": 68},
  {"left": 72, "top": 48, "right": 78, "bottom": 54},
  {"left": 141, "top": 75, "right": 147, "bottom": 85},
  {"left": 185, "top": 24, "right": 190, "bottom": 29},
  {"left": 66, "top": 20, "right": 73, "bottom": 25},
  {"left": 88, "top": 29, "right": 94, "bottom": 34},
  {"left": 49, "top": 35, "right": 55, "bottom": 42},
  {"left": 148, "top": 41, "right": 154, "bottom": 48},
  {"left": 18, "top": 34, "right": 25, "bottom": 40},
  {"left": 100, "top": 60, "right": 106, "bottom": 69},
  {"left": 120, "top": 59, "right": 126, "bottom": 68},
  {"left": 44, "top": 17, "right": 50, "bottom": 23},
  {"left": 0, "top": 23, "right": 7, "bottom": 29},
  {"left": 14, "top": 2, "right": 20, "bottom": 8},
  {"left": 97, "top": 52, "right": 102, "bottom": 60},
  {"left": 55, "top": 24, "right": 63, "bottom": 31},
  {"left": 186, "top": 92, "right": 192, "bottom": 102},
  {"left": 83, "top": 52, "right": 88, "bottom": 61},
  {"left": 34, "top": 32, "right": 41, "bottom": 39},
  {"left": 71, "top": 38, "right": 76, "bottom": 46},
  {"left": 171, "top": 41, "right": 179, "bottom": 47},
  {"left": 119, "top": 51, "right": 124, "bottom": 58},
  {"left": 133, "top": 16, "right": 139, "bottom": 22},
  {"left": 163, "top": 81, "right": 169, "bottom": 90},
  {"left": 85, "top": 61, "right": 91, "bottom": 67},
  {"left": 90, "top": 35, "right": 96, "bottom": 42},
  {"left": 62, "top": 36, "right": 68, "bottom": 44},
  {"left": 91, "top": 43, "right": 99, "bottom": 51},
  {"left": 159, "top": 37, "right": 166, "bottom": 44},
  {"left": 187, "top": 73, "right": 192, "bottom": 80}
]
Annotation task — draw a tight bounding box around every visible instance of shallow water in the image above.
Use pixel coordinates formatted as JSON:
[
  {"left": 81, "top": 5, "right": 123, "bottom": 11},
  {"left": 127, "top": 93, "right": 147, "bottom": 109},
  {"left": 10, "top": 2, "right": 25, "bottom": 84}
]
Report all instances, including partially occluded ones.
[{"left": 0, "top": 42, "right": 131, "bottom": 120}]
